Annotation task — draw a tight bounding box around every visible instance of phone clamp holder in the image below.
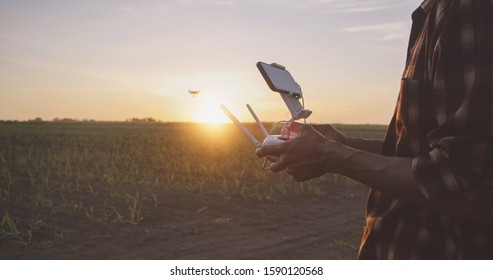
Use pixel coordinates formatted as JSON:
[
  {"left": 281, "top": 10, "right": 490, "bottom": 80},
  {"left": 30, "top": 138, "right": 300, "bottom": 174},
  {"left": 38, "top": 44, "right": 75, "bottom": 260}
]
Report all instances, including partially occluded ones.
[
  {"left": 257, "top": 62, "right": 312, "bottom": 120},
  {"left": 220, "top": 61, "right": 312, "bottom": 169}
]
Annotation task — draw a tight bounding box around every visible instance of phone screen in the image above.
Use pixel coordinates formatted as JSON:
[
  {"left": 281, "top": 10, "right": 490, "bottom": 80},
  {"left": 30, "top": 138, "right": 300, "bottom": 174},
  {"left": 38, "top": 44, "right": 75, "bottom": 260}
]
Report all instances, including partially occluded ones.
[{"left": 257, "top": 62, "right": 302, "bottom": 97}]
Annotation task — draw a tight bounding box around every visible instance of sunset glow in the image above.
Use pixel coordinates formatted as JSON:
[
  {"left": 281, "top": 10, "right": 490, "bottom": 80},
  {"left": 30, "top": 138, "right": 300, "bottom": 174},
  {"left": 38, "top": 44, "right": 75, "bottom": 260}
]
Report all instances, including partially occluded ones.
[
  {"left": 0, "top": 0, "right": 420, "bottom": 124},
  {"left": 194, "top": 98, "right": 230, "bottom": 124}
]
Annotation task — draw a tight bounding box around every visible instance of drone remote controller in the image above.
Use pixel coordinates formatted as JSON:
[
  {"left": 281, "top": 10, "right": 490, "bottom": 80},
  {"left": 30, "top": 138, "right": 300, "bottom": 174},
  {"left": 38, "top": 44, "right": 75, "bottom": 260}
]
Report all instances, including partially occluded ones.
[
  {"left": 219, "top": 104, "right": 299, "bottom": 148},
  {"left": 220, "top": 62, "right": 311, "bottom": 169}
]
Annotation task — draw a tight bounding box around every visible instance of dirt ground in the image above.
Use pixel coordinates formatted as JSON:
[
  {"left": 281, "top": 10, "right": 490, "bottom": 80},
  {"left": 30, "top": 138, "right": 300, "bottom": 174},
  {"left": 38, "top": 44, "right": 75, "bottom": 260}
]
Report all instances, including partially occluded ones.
[
  {"left": 5, "top": 190, "right": 366, "bottom": 260},
  {"left": 0, "top": 122, "right": 379, "bottom": 260}
]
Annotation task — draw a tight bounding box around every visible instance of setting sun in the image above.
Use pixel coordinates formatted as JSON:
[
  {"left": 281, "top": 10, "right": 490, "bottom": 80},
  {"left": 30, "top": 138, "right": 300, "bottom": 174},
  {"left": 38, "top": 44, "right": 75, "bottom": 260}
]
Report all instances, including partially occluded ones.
[
  {"left": 192, "top": 95, "right": 230, "bottom": 124},
  {"left": 196, "top": 104, "right": 229, "bottom": 124}
]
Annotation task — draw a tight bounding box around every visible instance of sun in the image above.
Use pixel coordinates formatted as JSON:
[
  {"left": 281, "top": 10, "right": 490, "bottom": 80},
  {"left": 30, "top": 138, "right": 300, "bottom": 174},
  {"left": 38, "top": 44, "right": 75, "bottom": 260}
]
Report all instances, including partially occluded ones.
[{"left": 195, "top": 99, "right": 229, "bottom": 124}]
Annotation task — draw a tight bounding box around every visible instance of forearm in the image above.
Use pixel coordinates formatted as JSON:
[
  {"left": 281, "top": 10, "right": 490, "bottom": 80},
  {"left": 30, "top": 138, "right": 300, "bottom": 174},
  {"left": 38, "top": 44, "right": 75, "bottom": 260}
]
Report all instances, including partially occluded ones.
[
  {"left": 345, "top": 137, "right": 383, "bottom": 154},
  {"left": 309, "top": 124, "right": 383, "bottom": 154},
  {"left": 325, "top": 143, "right": 492, "bottom": 223}
]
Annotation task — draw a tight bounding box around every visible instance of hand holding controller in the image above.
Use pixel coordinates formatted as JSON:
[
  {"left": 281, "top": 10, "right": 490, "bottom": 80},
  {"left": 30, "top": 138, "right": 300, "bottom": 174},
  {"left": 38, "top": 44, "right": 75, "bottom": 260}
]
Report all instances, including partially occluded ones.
[
  {"left": 219, "top": 61, "right": 310, "bottom": 170},
  {"left": 220, "top": 104, "right": 301, "bottom": 148}
]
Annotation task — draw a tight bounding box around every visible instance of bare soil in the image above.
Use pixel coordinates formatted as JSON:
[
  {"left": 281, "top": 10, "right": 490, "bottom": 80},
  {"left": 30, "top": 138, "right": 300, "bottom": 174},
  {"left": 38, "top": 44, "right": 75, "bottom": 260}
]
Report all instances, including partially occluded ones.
[{"left": 4, "top": 190, "right": 367, "bottom": 260}]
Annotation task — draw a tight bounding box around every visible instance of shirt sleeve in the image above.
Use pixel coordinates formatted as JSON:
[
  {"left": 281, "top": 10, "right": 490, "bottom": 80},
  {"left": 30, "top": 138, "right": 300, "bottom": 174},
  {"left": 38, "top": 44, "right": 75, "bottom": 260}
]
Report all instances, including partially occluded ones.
[{"left": 412, "top": 0, "right": 493, "bottom": 204}]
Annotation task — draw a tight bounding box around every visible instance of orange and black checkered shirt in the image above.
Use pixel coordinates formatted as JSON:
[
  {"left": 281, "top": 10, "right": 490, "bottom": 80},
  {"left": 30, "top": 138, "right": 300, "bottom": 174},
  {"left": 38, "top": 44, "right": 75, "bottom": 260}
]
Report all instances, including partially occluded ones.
[{"left": 359, "top": 0, "right": 493, "bottom": 259}]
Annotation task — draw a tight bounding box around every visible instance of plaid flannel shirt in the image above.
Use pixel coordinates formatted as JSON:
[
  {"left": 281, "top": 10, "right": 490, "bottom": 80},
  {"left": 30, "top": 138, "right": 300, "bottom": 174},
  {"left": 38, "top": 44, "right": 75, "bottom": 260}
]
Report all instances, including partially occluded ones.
[{"left": 359, "top": 0, "right": 493, "bottom": 259}]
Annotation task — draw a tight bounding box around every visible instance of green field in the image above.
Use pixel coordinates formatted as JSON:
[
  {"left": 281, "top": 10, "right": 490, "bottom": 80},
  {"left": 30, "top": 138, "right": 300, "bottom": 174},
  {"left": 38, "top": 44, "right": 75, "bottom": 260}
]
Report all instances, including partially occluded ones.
[{"left": 0, "top": 121, "right": 386, "bottom": 259}]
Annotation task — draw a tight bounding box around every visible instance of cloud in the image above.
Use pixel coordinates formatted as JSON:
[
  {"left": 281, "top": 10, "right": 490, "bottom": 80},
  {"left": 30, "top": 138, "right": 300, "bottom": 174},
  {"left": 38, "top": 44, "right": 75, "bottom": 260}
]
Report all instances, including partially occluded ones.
[
  {"left": 307, "top": 0, "right": 414, "bottom": 13},
  {"left": 207, "top": 0, "right": 237, "bottom": 7},
  {"left": 341, "top": 21, "right": 408, "bottom": 40},
  {"left": 119, "top": 6, "right": 135, "bottom": 13},
  {"left": 174, "top": 0, "right": 237, "bottom": 8},
  {"left": 342, "top": 22, "right": 404, "bottom": 32}
]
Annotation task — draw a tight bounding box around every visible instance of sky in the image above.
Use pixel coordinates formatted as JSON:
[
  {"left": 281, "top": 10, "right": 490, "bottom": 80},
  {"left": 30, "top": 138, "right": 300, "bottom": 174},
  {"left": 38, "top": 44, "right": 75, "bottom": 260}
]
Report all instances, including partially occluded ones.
[{"left": 0, "top": 0, "right": 421, "bottom": 124}]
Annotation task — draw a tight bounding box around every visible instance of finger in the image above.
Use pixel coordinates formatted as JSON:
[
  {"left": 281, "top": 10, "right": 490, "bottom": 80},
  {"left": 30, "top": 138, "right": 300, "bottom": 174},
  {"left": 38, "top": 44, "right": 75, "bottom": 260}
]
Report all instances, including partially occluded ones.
[
  {"left": 287, "top": 165, "right": 325, "bottom": 182},
  {"left": 300, "top": 124, "right": 315, "bottom": 136},
  {"left": 255, "top": 141, "right": 289, "bottom": 158},
  {"left": 269, "top": 157, "right": 288, "bottom": 172},
  {"left": 302, "top": 124, "right": 326, "bottom": 138},
  {"left": 264, "top": 142, "right": 322, "bottom": 172},
  {"left": 271, "top": 157, "right": 318, "bottom": 173}
]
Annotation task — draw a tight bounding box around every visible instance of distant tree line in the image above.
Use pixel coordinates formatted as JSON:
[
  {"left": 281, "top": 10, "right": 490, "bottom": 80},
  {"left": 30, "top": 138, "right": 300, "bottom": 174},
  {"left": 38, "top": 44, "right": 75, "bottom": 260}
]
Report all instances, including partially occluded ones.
[
  {"left": 126, "top": 117, "right": 160, "bottom": 123},
  {"left": 0, "top": 117, "right": 162, "bottom": 123}
]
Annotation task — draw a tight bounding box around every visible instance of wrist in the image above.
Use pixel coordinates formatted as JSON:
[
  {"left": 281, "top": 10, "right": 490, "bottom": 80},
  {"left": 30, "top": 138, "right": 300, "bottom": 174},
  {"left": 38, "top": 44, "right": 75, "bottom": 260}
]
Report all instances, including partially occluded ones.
[
  {"left": 318, "top": 140, "right": 353, "bottom": 174},
  {"left": 344, "top": 137, "right": 383, "bottom": 154}
]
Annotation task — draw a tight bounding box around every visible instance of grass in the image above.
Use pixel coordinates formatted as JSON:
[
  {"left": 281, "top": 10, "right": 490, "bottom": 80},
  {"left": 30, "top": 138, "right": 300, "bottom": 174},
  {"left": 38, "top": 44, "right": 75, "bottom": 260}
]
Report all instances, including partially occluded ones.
[{"left": 0, "top": 121, "right": 386, "bottom": 258}]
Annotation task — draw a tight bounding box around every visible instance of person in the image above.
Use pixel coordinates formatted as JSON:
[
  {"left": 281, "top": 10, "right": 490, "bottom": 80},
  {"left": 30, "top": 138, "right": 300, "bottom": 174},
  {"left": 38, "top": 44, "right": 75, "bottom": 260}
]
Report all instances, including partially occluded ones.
[{"left": 256, "top": 0, "right": 493, "bottom": 259}]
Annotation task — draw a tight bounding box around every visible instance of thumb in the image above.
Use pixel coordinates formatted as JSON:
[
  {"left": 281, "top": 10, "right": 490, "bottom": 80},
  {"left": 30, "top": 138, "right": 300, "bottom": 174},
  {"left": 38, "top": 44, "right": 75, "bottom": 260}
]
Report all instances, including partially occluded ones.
[
  {"left": 255, "top": 141, "right": 288, "bottom": 158},
  {"left": 301, "top": 124, "right": 326, "bottom": 139}
]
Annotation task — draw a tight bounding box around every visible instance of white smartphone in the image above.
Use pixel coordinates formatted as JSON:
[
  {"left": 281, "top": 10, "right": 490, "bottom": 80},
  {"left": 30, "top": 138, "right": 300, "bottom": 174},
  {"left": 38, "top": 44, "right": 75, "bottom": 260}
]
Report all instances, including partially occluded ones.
[
  {"left": 257, "top": 61, "right": 312, "bottom": 120},
  {"left": 256, "top": 62, "right": 303, "bottom": 98}
]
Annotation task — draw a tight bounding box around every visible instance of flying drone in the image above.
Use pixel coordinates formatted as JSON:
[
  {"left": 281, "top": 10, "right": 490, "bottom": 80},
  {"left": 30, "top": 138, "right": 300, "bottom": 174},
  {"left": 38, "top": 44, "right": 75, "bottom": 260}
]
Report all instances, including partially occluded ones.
[{"left": 188, "top": 89, "right": 200, "bottom": 97}]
